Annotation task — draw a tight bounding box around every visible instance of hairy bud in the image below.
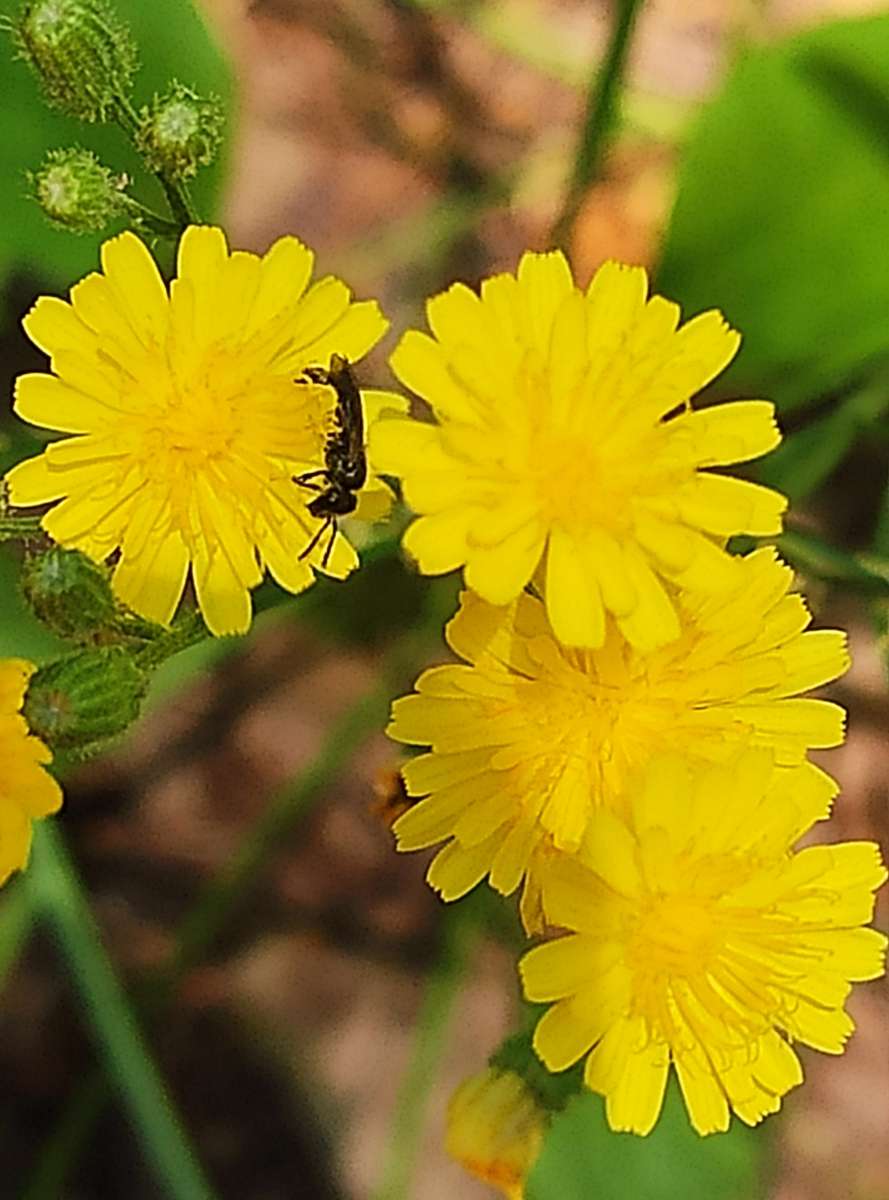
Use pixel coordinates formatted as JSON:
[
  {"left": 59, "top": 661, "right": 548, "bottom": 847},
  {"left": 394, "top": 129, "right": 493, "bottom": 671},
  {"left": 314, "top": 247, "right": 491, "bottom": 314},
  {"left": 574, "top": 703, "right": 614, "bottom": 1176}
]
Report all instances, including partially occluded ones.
[
  {"left": 23, "top": 646, "right": 147, "bottom": 752},
  {"left": 31, "top": 147, "right": 126, "bottom": 233},
  {"left": 136, "top": 82, "right": 224, "bottom": 180},
  {"left": 9, "top": 0, "right": 136, "bottom": 122}
]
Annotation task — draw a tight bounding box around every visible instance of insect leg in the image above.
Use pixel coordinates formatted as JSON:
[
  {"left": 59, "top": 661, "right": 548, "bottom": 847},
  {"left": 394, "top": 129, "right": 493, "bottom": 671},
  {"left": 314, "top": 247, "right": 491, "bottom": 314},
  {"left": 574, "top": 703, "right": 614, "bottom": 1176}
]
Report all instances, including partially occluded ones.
[
  {"left": 293, "top": 469, "right": 328, "bottom": 491},
  {"left": 299, "top": 517, "right": 333, "bottom": 562},
  {"left": 320, "top": 519, "right": 339, "bottom": 570}
]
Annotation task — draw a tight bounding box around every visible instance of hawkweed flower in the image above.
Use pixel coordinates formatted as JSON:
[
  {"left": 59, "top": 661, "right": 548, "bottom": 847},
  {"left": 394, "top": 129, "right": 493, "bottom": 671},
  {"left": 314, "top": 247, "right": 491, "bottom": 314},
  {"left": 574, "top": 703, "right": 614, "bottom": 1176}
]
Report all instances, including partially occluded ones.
[
  {"left": 388, "top": 548, "right": 848, "bottom": 930},
  {"left": 5, "top": 226, "right": 398, "bottom": 636},
  {"left": 445, "top": 1067, "right": 547, "bottom": 1198},
  {"left": 370, "top": 253, "right": 786, "bottom": 650},
  {"left": 0, "top": 659, "right": 62, "bottom": 883},
  {"left": 520, "top": 752, "right": 887, "bottom": 1136}
]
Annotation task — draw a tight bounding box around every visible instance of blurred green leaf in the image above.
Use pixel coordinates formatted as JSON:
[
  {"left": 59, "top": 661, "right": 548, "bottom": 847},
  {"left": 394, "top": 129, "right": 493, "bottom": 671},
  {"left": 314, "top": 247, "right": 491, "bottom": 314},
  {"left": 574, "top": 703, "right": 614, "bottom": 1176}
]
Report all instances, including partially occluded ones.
[
  {"left": 527, "top": 1086, "right": 761, "bottom": 1200},
  {"left": 778, "top": 528, "right": 889, "bottom": 594},
  {"left": 0, "top": 0, "right": 232, "bottom": 298},
  {"left": 658, "top": 14, "right": 889, "bottom": 413},
  {"left": 758, "top": 380, "right": 889, "bottom": 503}
]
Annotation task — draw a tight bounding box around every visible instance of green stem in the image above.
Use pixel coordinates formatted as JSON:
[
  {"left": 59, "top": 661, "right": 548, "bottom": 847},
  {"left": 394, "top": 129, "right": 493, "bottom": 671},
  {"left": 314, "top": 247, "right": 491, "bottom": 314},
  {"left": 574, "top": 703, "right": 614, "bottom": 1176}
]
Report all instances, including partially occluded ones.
[
  {"left": 115, "top": 95, "right": 199, "bottom": 231},
  {"left": 552, "top": 0, "right": 645, "bottom": 247},
  {"left": 119, "top": 194, "right": 183, "bottom": 239},
  {"left": 371, "top": 910, "right": 474, "bottom": 1200},
  {"left": 22, "top": 654, "right": 411, "bottom": 1197},
  {"left": 131, "top": 609, "right": 208, "bottom": 669},
  {"left": 0, "top": 883, "right": 35, "bottom": 987},
  {"left": 0, "top": 515, "right": 43, "bottom": 542},
  {"left": 24, "top": 821, "right": 217, "bottom": 1200}
]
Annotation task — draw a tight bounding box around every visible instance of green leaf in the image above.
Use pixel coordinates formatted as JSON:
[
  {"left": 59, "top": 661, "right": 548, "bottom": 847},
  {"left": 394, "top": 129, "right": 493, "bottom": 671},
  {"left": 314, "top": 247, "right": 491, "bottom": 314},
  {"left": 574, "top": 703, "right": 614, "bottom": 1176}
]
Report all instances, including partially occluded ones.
[
  {"left": 527, "top": 1086, "right": 762, "bottom": 1200},
  {"left": 658, "top": 14, "right": 889, "bottom": 413},
  {"left": 778, "top": 528, "right": 889, "bottom": 595},
  {"left": 0, "top": 0, "right": 233, "bottom": 296},
  {"left": 758, "top": 381, "right": 889, "bottom": 503}
]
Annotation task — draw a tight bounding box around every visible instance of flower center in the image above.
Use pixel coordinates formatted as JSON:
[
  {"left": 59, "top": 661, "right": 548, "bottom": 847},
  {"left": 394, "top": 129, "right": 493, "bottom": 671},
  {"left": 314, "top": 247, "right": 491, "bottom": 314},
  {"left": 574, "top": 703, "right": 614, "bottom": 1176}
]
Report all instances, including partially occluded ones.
[
  {"left": 629, "top": 893, "right": 721, "bottom": 978},
  {"left": 115, "top": 344, "right": 326, "bottom": 542},
  {"left": 502, "top": 643, "right": 688, "bottom": 837}
]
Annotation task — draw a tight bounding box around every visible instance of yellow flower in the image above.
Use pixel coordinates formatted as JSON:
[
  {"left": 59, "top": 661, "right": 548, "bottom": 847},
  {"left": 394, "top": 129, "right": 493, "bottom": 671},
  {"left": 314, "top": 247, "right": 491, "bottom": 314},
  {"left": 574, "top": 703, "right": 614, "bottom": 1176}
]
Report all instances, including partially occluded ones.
[
  {"left": 389, "top": 548, "right": 847, "bottom": 930},
  {"left": 520, "top": 752, "right": 887, "bottom": 1137},
  {"left": 446, "top": 1068, "right": 547, "bottom": 1199},
  {"left": 0, "top": 659, "right": 62, "bottom": 884},
  {"left": 370, "top": 252, "right": 785, "bottom": 651},
  {"left": 6, "top": 226, "right": 397, "bottom": 636}
]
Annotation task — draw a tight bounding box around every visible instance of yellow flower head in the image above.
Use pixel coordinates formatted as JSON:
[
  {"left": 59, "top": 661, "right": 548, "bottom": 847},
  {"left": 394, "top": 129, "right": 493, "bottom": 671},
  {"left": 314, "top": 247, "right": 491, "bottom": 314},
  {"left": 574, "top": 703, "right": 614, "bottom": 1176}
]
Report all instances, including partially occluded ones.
[
  {"left": 445, "top": 1067, "right": 547, "bottom": 1199},
  {"left": 0, "top": 659, "right": 62, "bottom": 883},
  {"left": 520, "top": 752, "right": 887, "bottom": 1137},
  {"left": 389, "top": 548, "right": 848, "bottom": 930},
  {"left": 6, "top": 226, "right": 397, "bottom": 636},
  {"left": 370, "top": 252, "right": 786, "bottom": 651}
]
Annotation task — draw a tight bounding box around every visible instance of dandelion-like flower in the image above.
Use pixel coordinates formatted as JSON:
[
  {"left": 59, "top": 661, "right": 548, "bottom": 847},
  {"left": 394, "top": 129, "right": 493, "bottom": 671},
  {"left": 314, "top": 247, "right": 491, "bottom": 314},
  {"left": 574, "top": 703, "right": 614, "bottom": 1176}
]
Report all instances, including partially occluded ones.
[
  {"left": 445, "top": 1067, "right": 547, "bottom": 1199},
  {"left": 520, "top": 752, "right": 887, "bottom": 1136},
  {"left": 370, "top": 252, "right": 786, "bottom": 650},
  {"left": 0, "top": 659, "right": 62, "bottom": 884},
  {"left": 388, "top": 549, "right": 848, "bottom": 930},
  {"left": 6, "top": 226, "right": 398, "bottom": 636}
]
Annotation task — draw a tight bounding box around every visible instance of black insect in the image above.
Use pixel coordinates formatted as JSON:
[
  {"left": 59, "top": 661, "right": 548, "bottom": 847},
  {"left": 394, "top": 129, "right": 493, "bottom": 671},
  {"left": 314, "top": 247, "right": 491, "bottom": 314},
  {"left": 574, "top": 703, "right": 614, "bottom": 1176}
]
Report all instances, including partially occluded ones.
[{"left": 293, "top": 353, "right": 367, "bottom": 568}]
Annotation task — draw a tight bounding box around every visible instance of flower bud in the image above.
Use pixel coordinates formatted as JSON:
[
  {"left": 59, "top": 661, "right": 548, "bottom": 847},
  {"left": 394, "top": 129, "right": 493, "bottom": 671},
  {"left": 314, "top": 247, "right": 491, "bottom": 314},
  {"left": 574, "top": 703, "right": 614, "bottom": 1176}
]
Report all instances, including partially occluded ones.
[
  {"left": 136, "top": 83, "right": 223, "bottom": 181},
  {"left": 31, "top": 147, "right": 126, "bottom": 233},
  {"left": 21, "top": 545, "right": 121, "bottom": 642},
  {"left": 9, "top": 0, "right": 136, "bottom": 123},
  {"left": 446, "top": 1067, "right": 549, "bottom": 1199},
  {"left": 23, "top": 646, "right": 147, "bottom": 752}
]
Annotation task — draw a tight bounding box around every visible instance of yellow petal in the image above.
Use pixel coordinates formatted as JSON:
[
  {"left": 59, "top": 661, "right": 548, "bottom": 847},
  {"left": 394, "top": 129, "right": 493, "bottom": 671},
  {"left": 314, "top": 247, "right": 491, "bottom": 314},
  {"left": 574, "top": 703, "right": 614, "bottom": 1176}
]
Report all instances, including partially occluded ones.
[
  {"left": 5, "top": 454, "right": 69, "bottom": 506},
  {"left": 544, "top": 526, "right": 606, "bottom": 647},
  {"left": 113, "top": 533, "right": 190, "bottom": 626},
  {"left": 464, "top": 523, "right": 545, "bottom": 606},
  {"left": 678, "top": 473, "right": 787, "bottom": 538}
]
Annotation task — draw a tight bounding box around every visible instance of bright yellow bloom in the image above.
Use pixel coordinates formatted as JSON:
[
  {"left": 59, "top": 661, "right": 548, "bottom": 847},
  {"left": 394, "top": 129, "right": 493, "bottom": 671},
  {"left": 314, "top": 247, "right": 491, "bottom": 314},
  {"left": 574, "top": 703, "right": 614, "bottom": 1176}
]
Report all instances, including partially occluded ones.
[
  {"left": 6, "top": 226, "right": 397, "bottom": 636},
  {"left": 0, "top": 659, "right": 62, "bottom": 883},
  {"left": 370, "top": 252, "right": 785, "bottom": 651},
  {"left": 389, "top": 548, "right": 847, "bottom": 930},
  {"left": 520, "top": 752, "right": 887, "bottom": 1136},
  {"left": 446, "top": 1068, "right": 547, "bottom": 1199}
]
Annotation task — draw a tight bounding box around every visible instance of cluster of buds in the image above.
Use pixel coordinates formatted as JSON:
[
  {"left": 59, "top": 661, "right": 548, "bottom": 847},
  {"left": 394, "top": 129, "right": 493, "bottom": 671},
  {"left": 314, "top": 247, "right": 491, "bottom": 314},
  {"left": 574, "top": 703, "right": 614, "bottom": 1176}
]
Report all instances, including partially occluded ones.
[
  {"left": 5, "top": 0, "right": 223, "bottom": 234},
  {"left": 16, "top": 545, "right": 203, "bottom": 758}
]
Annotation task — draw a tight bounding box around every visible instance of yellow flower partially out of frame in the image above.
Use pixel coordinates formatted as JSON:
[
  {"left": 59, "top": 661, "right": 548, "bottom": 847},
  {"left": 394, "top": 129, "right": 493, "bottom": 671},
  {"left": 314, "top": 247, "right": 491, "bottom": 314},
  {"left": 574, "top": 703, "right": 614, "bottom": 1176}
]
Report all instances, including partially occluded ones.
[
  {"left": 388, "top": 548, "right": 848, "bottom": 931},
  {"left": 370, "top": 252, "right": 786, "bottom": 651},
  {"left": 6, "top": 226, "right": 399, "bottom": 636},
  {"left": 0, "top": 659, "right": 62, "bottom": 884},
  {"left": 445, "top": 1067, "right": 547, "bottom": 1199},
  {"left": 520, "top": 752, "right": 887, "bottom": 1137}
]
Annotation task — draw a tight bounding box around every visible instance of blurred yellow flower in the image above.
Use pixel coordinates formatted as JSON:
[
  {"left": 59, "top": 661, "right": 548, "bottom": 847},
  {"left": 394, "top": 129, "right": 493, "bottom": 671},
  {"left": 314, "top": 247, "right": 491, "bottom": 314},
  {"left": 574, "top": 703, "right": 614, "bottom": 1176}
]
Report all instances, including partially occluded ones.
[
  {"left": 370, "top": 252, "right": 785, "bottom": 650},
  {"left": 446, "top": 1067, "right": 547, "bottom": 1199},
  {"left": 520, "top": 753, "right": 887, "bottom": 1136},
  {"left": 6, "top": 226, "right": 396, "bottom": 636},
  {"left": 0, "top": 659, "right": 62, "bottom": 884},
  {"left": 389, "top": 549, "right": 847, "bottom": 930}
]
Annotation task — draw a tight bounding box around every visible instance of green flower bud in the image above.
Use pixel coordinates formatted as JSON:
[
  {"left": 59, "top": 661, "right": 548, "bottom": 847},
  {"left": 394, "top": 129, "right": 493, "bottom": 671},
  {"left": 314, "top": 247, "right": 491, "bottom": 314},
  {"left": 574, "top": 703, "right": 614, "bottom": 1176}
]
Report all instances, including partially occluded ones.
[
  {"left": 22, "top": 545, "right": 120, "bottom": 641},
  {"left": 23, "top": 646, "right": 147, "bottom": 752},
  {"left": 31, "top": 147, "right": 127, "bottom": 233},
  {"left": 136, "top": 82, "right": 224, "bottom": 181},
  {"left": 8, "top": 0, "right": 136, "bottom": 123}
]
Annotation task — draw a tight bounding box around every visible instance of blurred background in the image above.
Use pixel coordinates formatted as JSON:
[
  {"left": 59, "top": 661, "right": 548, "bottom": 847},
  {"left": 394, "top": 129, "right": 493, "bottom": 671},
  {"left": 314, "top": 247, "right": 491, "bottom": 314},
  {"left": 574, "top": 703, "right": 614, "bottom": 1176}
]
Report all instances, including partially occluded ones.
[{"left": 1, "top": 1, "right": 889, "bottom": 1197}]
